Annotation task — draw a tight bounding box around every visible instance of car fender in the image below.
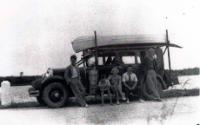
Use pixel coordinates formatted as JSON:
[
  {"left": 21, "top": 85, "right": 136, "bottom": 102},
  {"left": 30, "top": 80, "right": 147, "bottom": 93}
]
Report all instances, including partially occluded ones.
[{"left": 40, "top": 76, "right": 68, "bottom": 91}]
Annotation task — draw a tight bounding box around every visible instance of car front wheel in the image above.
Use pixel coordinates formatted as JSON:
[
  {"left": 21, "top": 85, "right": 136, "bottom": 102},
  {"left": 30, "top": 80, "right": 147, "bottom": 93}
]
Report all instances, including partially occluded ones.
[{"left": 42, "top": 82, "right": 68, "bottom": 108}]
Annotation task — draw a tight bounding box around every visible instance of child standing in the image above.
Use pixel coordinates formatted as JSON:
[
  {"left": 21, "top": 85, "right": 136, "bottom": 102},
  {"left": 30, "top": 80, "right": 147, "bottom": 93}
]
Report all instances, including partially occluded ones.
[
  {"left": 108, "top": 67, "right": 123, "bottom": 105},
  {"left": 98, "top": 76, "right": 112, "bottom": 105}
]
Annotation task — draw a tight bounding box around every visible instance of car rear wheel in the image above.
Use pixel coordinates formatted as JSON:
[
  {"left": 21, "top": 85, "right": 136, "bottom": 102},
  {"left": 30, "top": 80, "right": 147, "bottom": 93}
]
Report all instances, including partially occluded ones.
[{"left": 42, "top": 82, "right": 68, "bottom": 108}]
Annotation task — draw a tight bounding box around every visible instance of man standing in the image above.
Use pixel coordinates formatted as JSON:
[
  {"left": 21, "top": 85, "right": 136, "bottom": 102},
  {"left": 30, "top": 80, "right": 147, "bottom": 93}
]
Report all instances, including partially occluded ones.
[
  {"left": 122, "top": 67, "right": 138, "bottom": 103},
  {"left": 64, "top": 55, "right": 88, "bottom": 107}
]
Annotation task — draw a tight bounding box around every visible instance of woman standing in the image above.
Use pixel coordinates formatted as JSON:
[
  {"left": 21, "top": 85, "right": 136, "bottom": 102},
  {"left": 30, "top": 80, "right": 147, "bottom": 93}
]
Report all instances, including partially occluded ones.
[{"left": 141, "top": 48, "right": 163, "bottom": 101}]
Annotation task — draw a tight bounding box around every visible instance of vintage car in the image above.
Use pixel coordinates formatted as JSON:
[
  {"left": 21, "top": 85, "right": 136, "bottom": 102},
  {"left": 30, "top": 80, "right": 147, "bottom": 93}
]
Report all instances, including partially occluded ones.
[{"left": 29, "top": 31, "right": 182, "bottom": 108}]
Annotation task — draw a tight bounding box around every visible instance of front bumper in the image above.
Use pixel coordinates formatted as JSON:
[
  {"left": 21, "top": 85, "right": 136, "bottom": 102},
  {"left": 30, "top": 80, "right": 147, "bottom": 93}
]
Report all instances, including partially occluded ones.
[{"left": 28, "top": 87, "right": 40, "bottom": 97}]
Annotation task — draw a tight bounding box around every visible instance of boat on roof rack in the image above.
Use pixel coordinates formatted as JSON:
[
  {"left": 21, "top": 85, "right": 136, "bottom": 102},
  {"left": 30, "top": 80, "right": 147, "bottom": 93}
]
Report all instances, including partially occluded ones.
[{"left": 71, "top": 34, "right": 181, "bottom": 53}]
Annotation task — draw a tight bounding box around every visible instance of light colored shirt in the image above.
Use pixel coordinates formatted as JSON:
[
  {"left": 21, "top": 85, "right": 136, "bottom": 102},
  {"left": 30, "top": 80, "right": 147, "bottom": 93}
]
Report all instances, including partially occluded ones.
[{"left": 122, "top": 72, "right": 138, "bottom": 83}]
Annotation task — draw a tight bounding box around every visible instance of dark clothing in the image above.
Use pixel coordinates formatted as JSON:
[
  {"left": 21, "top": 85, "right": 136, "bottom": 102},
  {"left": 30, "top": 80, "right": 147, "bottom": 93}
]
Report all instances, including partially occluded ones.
[
  {"left": 123, "top": 81, "right": 137, "bottom": 100},
  {"left": 64, "top": 65, "right": 81, "bottom": 83},
  {"left": 141, "top": 70, "right": 162, "bottom": 100},
  {"left": 144, "top": 57, "right": 155, "bottom": 72},
  {"left": 123, "top": 85, "right": 134, "bottom": 99},
  {"left": 141, "top": 57, "right": 164, "bottom": 100},
  {"left": 126, "top": 81, "right": 134, "bottom": 88},
  {"left": 154, "top": 48, "right": 164, "bottom": 76}
]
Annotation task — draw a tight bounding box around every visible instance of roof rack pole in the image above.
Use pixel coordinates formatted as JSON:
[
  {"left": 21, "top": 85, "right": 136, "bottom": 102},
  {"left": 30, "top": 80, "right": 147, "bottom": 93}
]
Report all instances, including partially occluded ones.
[
  {"left": 94, "top": 31, "right": 98, "bottom": 66},
  {"left": 163, "top": 46, "right": 168, "bottom": 55},
  {"left": 166, "top": 29, "right": 172, "bottom": 70}
]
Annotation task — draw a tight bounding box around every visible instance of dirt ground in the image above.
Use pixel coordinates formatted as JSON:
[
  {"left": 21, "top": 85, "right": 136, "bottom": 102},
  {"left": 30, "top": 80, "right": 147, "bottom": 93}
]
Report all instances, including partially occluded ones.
[{"left": 0, "top": 75, "right": 199, "bottom": 125}]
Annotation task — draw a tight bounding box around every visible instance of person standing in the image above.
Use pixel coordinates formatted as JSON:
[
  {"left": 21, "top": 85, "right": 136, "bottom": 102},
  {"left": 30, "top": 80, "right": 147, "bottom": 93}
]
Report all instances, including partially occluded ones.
[
  {"left": 64, "top": 55, "right": 88, "bottom": 107},
  {"left": 140, "top": 48, "right": 162, "bottom": 101},
  {"left": 122, "top": 67, "right": 138, "bottom": 103},
  {"left": 111, "top": 53, "right": 126, "bottom": 101},
  {"left": 108, "top": 67, "right": 124, "bottom": 105}
]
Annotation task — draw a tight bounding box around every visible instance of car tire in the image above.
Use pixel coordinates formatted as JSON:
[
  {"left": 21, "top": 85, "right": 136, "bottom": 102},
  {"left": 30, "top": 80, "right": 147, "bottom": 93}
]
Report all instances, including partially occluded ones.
[{"left": 42, "top": 82, "right": 68, "bottom": 108}]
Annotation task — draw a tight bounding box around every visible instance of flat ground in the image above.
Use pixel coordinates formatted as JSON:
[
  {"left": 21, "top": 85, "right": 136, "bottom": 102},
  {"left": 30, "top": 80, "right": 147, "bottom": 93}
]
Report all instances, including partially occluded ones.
[{"left": 0, "top": 75, "right": 199, "bottom": 125}]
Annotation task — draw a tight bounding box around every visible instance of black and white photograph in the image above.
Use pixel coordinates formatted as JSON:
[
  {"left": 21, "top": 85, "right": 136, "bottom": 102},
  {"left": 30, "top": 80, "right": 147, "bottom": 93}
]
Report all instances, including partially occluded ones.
[{"left": 0, "top": 0, "right": 199, "bottom": 125}]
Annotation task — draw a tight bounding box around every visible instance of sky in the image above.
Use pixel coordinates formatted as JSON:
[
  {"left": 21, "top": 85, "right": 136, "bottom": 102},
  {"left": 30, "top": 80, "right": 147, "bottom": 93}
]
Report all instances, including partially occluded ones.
[{"left": 0, "top": 0, "right": 199, "bottom": 76}]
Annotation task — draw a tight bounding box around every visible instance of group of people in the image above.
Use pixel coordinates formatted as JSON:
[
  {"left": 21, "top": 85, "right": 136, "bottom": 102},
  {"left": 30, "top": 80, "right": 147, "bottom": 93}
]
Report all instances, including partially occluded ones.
[
  {"left": 64, "top": 48, "right": 166, "bottom": 107},
  {"left": 98, "top": 66, "right": 138, "bottom": 105}
]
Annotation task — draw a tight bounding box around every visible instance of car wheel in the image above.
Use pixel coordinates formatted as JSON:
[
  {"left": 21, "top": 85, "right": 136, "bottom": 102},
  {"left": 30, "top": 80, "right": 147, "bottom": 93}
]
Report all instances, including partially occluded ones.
[{"left": 42, "top": 82, "right": 68, "bottom": 108}]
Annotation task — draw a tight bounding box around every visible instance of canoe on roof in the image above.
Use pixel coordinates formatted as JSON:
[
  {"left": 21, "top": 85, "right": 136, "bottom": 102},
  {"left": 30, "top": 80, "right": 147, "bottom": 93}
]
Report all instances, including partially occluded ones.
[{"left": 71, "top": 34, "right": 181, "bottom": 53}]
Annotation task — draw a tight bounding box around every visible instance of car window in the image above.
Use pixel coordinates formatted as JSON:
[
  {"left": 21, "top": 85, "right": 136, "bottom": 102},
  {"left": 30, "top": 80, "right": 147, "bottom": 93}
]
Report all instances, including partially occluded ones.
[
  {"left": 87, "top": 56, "right": 104, "bottom": 66},
  {"left": 105, "top": 56, "right": 114, "bottom": 65},
  {"left": 137, "top": 56, "right": 141, "bottom": 64},
  {"left": 87, "top": 56, "right": 95, "bottom": 66},
  {"left": 122, "top": 56, "right": 135, "bottom": 64},
  {"left": 98, "top": 57, "right": 104, "bottom": 65}
]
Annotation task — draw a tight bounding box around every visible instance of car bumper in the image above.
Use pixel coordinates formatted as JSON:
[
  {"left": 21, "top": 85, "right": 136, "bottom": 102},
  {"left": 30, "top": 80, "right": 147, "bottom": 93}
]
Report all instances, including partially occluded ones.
[{"left": 28, "top": 87, "right": 40, "bottom": 97}]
